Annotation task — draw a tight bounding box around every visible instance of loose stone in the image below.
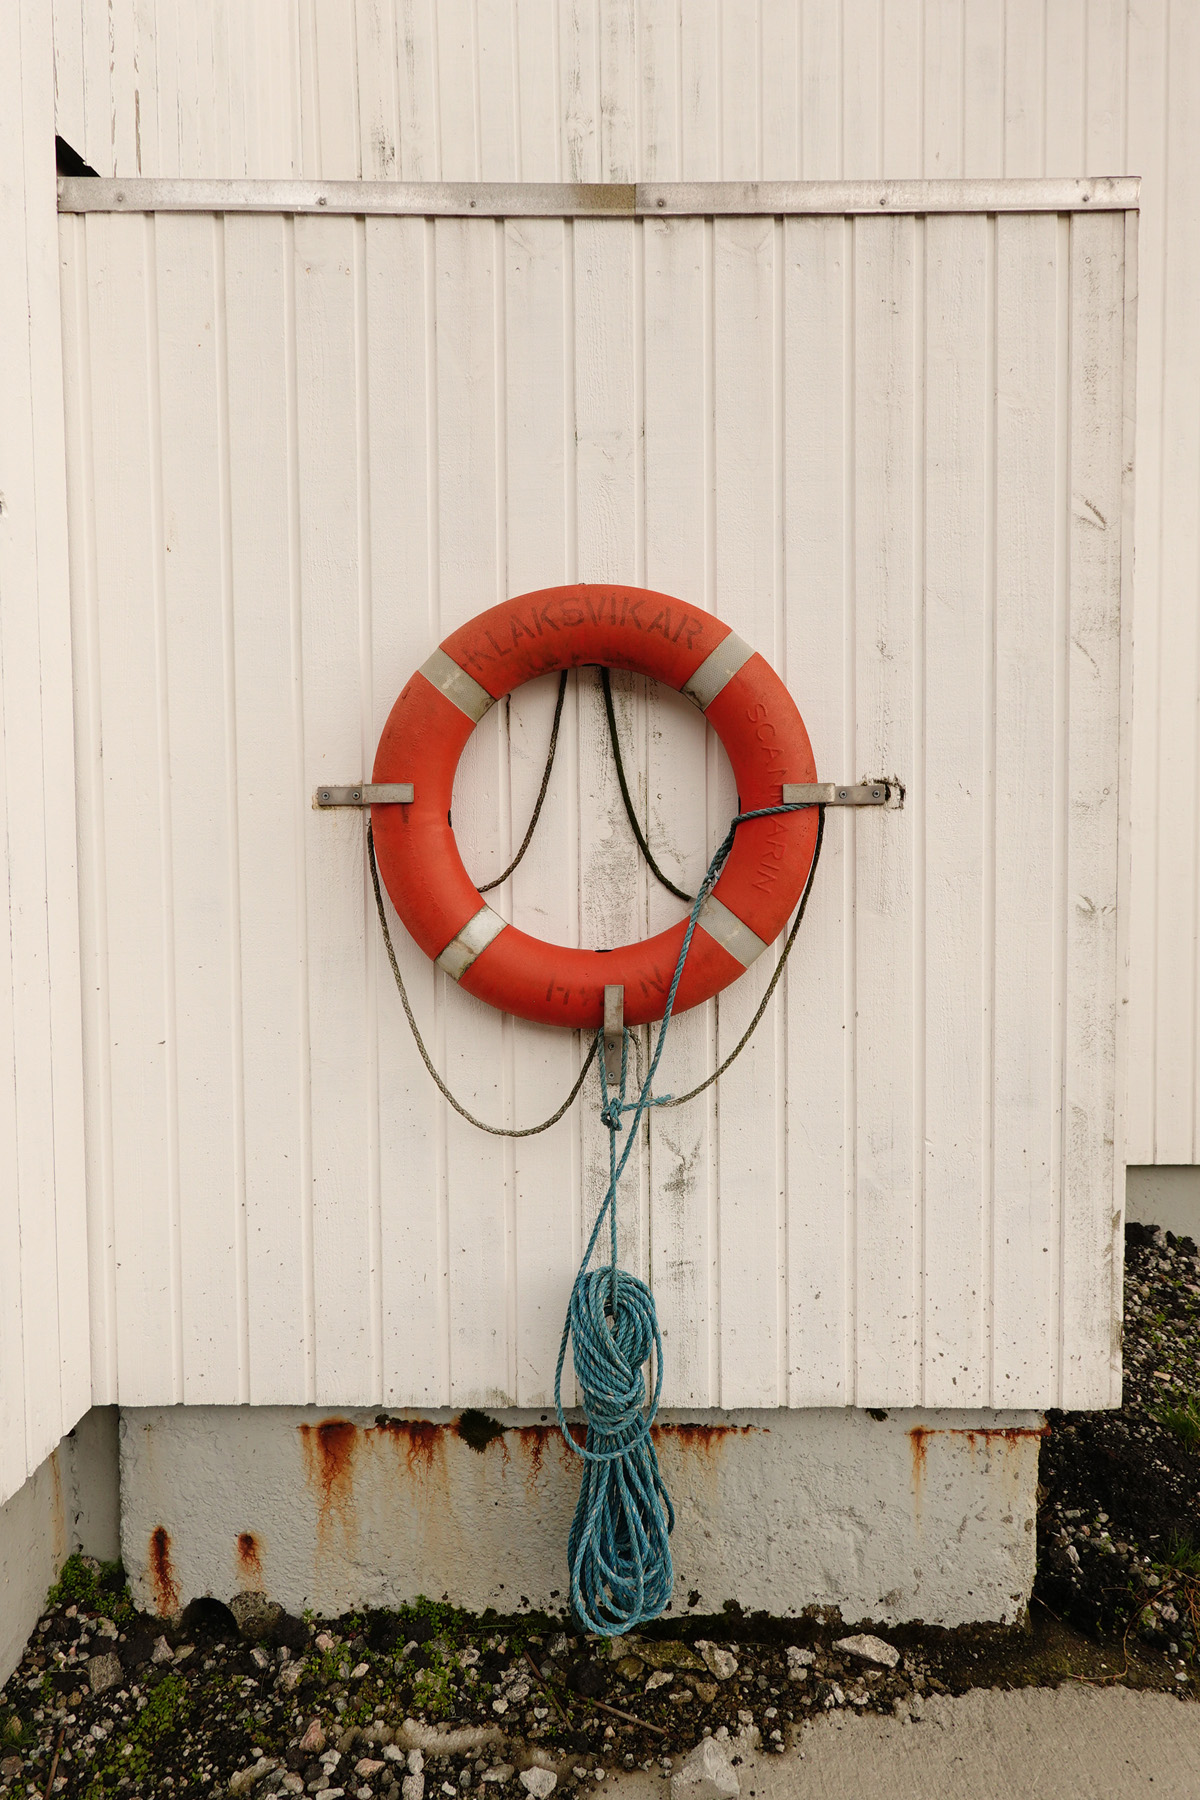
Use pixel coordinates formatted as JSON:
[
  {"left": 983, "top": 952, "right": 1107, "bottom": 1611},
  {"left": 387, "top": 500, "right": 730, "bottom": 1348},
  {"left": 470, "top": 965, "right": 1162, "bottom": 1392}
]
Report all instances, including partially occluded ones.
[
  {"left": 695, "top": 1644, "right": 737, "bottom": 1682},
  {"left": 833, "top": 1635, "right": 900, "bottom": 1670},
  {"left": 87, "top": 1652, "right": 123, "bottom": 1694},
  {"left": 518, "top": 1770, "right": 557, "bottom": 1798},
  {"left": 670, "top": 1738, "right": 740, "bottom": 1800}
]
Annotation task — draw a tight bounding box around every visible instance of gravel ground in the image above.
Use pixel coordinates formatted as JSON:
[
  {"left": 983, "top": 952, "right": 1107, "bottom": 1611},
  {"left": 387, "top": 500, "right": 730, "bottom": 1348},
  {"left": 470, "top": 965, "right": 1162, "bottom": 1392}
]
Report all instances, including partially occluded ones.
[
  {"left": 3, "top": 1220, "right": 1199, "bottom": 1800},
  {"left": 1036, "top": 1220, "right": 1200, "bottom": 1659}
]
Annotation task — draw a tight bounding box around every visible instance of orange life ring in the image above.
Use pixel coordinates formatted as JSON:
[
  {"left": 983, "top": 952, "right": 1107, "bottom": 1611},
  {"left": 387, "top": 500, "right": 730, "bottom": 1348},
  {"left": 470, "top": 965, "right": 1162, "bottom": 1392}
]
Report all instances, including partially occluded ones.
[{"left": 371, "top": 585, "right": 818, "bottom": 1028}]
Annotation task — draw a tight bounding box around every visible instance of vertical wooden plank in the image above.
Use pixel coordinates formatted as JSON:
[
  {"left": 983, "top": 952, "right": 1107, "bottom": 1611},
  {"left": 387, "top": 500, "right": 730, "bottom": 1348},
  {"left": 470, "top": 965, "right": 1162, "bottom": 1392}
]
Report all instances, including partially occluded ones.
[
  {"left": 364, "top": 214, "right": 445, "bottom": 1405},
  {"left": 852, "top": 212, "right": 919, "bottom": 1407},
  {"left": 28, "top": 10, "right": 91, "bottom": 1440},
  {"left": 435, "top": 215, "right": 511, "bottom": 1402},
  {"left": 312, "top": 0, "right": 363, "bottom": 177},
  {"left": 962, "top": 0, "right": 1003, "bottom": 176},
  {"left": 558, "top": 0, "right": 600, "bottom": 182},
  {"left": 841, "top": 0, "right": 882, "bottom": 179},
  {"left": 513, "top": 0, "right": 562, "bottom": 180},
  {"left": 105, "top": 0, "right": 141, "bottom": 175},
  {"left": 61, "top": 211, "right": 120, "bottom": 1408},
  {"left": 679, "top": 0, "right": 719, "bottom": 180},
  {"left": 1003, "top": 0, "right": 1046, "bottom": 177},
  {"left": 799, "top": 0, "right": 843, "bottom": 179},
  {"left": 1086, "top": 0, "right": 1128, "bottom": 170},
  {"left": 573, "top": 216, "right": 648, "bottom": 1307},
  {"left": 760, "top": 0, "right": 799, "bottom": 178},
  {"left": 51, "top": 0, "right": 88, "bottom": 155},
  {"left": 597, "top": 0, "right": 637, "bottom": 181},
  {"left": 1045, "top": 0, "right": 1087, "bottom": 175},
  {"left": 1060, "top": 209, "right": 1126, "bottom": 1408},
  {"left": 476, "top": 0, "right": 519, "bottom": 179},
  {"left": 921, "top": 212, "right": 989, "bottom": 1405},
  {"left": 150, "top": 0, "right": 184, "bottom": 178},
  {"left": 1123, "top": 0, "right": 1167, "bottom": 1163},
  {"left": 0, "top": 0, "right": 82, "bottom": 1491},
  {"left": 1150, "top": 0, "right": 1200, "bottom": 1161},
  {"left": 79, "top": 0, "right": 114, "bottom": 172},
  {"left": 639, "top": 0, "right": 681, "bottom": 179},
  {"left": 85, "top": 212, "right": 181, "bottom": 1404},
  {"left": 503, "top": 216, "right": 584, "bottom": 1405},
  {"left": 356, "top": 0, "right": 400, "bottom": 177},
  {"left": 224, "top": 212, "right": 312, "bottom": 1404},
  {"left": 293, "top": 212, "right": 375, "bottom": 1402},
  {"left": 881, "top": 0, "right": 922, "bottom": 174},
  {"left": 990, "top": 213, "right": 1061, "bottom": 1407},
  {"left": 711, "top": 215, "right": 784, "bottom": 1407},
  {"left": 155, "top": 213, "right": 244, "bottom": 1402},
  {"left": 923, "top": 0, "right": 964, "bottom": 176},
  {"left": 436, "top": 0, "right": 479, "bottom": 178},
  {"left": 642, "top": 214, "right": 717, "bottom": 1406},
  {"left": 782, "top": 214, "right": 852, "bottom": 1405},
  {"left": 719, "top": 0, "right": 761, "bottom": 180},
  {"left": 395, "top": 0, "right": 443, "bottom": 180}
]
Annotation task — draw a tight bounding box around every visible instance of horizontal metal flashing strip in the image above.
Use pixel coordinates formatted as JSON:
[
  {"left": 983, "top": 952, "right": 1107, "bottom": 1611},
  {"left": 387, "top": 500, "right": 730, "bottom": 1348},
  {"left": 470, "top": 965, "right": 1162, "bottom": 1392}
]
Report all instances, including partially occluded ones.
[{"left": 57, "top": 176, "right": 1140, "bottom": 218}]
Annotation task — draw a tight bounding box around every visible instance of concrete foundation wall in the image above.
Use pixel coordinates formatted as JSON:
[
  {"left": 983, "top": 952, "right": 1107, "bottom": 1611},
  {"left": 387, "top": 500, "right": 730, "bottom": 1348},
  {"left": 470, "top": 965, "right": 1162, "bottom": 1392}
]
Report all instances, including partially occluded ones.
[
  {"left": 0, "top": 1408, "right": 120, "bottom": 1688},
  {"left": 120, "top": 1406, "right": 1043, "bottom": 1632}
]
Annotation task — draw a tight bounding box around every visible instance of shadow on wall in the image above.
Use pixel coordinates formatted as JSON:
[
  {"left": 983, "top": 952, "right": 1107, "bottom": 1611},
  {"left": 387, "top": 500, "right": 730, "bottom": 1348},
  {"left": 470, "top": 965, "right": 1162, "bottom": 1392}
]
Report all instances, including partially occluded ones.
[{"left": 1126, "top": 1168, "right": 1200, "bottom": 1242}]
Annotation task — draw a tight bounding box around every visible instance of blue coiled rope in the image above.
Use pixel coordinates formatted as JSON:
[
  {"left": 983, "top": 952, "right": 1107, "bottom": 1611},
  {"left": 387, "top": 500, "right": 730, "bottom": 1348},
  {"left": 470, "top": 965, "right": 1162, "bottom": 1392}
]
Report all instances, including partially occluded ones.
[{"left": 554, "top": 801, "right": 816, "bottom": 1636}]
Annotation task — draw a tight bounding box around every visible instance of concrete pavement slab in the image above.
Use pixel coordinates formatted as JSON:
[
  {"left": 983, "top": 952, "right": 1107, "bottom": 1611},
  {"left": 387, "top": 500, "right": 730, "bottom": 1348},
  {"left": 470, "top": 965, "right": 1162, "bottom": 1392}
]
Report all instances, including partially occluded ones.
[{"left": 609, "top": 1686, "right": 1200, "bottom": 1800}]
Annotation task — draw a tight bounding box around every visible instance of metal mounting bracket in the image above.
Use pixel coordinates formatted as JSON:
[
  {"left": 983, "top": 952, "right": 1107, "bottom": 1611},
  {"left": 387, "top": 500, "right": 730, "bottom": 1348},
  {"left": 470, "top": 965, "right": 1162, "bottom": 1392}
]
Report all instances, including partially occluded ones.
[
  {"left": 315, "top": 783, "right": 414, "bottom": 808},
  {"left": 603, "top": 984, "right": 625, "bottom": 1083},
  {"left": 782, "top": 782, "right": 889, "bottom": 806}
]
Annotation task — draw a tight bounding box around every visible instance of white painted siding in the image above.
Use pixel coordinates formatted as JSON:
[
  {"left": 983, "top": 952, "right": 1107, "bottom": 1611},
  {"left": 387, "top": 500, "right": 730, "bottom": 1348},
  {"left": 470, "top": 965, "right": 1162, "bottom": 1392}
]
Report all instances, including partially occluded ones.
[
  {"left": 50, "top": 0, "right": 1187, "bottom": 1166},
  {"left": 0, "top": 0, "right": 90, "bottom": 1508},
  {"left": 58, "top": 189, "right": 1132, "bottom": 1412}
]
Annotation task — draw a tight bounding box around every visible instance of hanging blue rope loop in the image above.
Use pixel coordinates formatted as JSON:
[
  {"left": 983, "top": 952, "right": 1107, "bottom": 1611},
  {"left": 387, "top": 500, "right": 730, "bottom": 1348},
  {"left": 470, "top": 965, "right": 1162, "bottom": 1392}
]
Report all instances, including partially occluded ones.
[{"left": 555, "top": 802, "right": 815, "bottom": 1636}]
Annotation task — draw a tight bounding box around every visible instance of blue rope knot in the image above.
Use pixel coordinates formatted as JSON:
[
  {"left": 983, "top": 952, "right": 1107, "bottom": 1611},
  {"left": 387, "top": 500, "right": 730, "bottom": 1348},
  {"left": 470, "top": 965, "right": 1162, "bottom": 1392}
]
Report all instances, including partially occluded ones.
[{"left": 555, "top": 800, "right": 816, "bottom": 1636}]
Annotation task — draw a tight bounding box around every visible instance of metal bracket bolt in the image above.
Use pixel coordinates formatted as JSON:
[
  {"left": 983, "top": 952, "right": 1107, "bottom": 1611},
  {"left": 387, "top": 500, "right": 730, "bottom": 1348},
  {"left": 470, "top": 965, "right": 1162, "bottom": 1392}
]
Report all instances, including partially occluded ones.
[
  {"left": 315, "top": 783, "right": 414, "bottom": 808},
  {"left": 782, "top": 782, "right": 889, "bottom": 806}
]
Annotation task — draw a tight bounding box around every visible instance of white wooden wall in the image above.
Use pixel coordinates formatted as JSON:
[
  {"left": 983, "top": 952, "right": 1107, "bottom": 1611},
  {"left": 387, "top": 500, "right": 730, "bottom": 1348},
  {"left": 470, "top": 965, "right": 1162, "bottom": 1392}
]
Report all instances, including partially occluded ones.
[
  {"left": 0, "top": 0, "right": 90, "bottom": 1509},
  {"left": 49, "top": 0, "right": 1189, "bottom": 1166},
  {"left": 58, "top": 185, "right": 1133, "bottom": 1414}
]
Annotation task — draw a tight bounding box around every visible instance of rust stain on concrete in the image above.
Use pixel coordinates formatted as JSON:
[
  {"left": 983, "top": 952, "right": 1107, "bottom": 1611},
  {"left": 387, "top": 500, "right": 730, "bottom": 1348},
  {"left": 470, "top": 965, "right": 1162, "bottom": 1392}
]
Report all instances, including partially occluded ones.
[
  {"left": 149, "top": 1525, "right": 180, "bottom": 1616},
  {"left": 375, "top": 1416, "right": 447, "bottom": 1477},
  {"left": 236, "top": 1530, "right": 265, "bottom": 1591},
  {"left": 651, "top": 1422, "right": 761, "bottom": 1454},
  {"left": 299, "top": 1417, "right": 360, "bottom": 1550}
]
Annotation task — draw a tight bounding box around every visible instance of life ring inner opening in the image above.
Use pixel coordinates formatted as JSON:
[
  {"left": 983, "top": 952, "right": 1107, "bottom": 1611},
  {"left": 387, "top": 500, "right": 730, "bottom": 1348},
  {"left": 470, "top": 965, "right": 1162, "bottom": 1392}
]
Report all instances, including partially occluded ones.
[{"left": 449, "top": 666, "right": 731, "bottom": 948}]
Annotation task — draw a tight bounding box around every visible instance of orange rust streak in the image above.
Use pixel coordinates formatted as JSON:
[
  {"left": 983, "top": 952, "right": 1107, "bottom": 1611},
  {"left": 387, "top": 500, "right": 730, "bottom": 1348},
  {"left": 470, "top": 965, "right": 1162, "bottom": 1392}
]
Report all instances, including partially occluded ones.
[
  {"left": 650, "top": 1422, "right": 760, "bottom": 1453},
  {"left": 236, "top": 1531, "right": 264, "bottom": 1590},
  {"left": 149, "top": 1525, "right": 180, "bottom": 1617},
  {"left": 373, "top": 1417, "right": 449, "bottom": 1476},
  {"left": 909, "top": 1426, "right": 932, "bottom": 1491},
  {"left": 299, "top": 1418, "right": 361, "bottom": 1549}
]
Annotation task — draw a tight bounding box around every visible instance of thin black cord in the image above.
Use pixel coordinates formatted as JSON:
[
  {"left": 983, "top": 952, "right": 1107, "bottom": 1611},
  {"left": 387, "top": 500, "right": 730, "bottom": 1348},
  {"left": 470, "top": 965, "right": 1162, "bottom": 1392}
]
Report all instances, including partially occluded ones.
[
  {"left": 600, "top": 667, "right": 694, "bottom": 904},
  {"left": 368, "top": 822, "right": 598, "bottom": 1137},
  {"left": 477, "top": 670, "right": 569, "bottom": 892}
]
